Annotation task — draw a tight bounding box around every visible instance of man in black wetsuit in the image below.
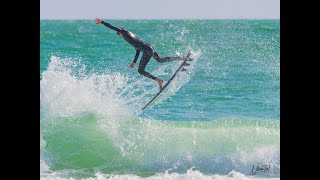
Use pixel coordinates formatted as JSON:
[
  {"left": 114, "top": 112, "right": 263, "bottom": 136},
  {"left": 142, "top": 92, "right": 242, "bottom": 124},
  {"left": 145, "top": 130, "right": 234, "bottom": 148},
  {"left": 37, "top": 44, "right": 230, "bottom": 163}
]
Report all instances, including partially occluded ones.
[{"left": 94, "top": 18, "right": 189, "bottom": 91}]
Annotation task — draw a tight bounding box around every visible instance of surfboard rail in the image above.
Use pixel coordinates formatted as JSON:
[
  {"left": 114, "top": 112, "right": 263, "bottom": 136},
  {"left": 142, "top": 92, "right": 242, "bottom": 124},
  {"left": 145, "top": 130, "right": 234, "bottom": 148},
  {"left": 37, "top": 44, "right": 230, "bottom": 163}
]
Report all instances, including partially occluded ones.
[{"left": 141, "top": 52, "right": 192, "bottom": 111}]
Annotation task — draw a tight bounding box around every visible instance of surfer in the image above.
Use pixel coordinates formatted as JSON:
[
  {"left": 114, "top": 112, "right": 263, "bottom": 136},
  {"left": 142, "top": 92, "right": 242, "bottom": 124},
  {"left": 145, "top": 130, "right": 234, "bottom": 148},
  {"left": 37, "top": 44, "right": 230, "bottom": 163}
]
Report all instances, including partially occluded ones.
[{"left": 94, "top": 18, "right": 190, "bottom": 91}]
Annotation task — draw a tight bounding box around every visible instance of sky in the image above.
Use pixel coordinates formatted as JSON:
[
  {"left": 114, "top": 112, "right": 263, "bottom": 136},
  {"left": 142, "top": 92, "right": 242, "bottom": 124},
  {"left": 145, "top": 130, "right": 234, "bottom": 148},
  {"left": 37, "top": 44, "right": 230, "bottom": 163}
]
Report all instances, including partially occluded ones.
[{"left": 40, "top": 0, "right": 279, "bottom": 20}]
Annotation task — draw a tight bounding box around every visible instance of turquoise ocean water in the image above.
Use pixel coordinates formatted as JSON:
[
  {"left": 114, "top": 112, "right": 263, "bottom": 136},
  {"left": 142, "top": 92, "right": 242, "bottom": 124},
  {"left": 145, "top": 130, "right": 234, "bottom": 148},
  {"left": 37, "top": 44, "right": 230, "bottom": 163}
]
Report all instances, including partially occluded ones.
[{"left": 40, "top": 20, "right": 280, "bottom": 180}]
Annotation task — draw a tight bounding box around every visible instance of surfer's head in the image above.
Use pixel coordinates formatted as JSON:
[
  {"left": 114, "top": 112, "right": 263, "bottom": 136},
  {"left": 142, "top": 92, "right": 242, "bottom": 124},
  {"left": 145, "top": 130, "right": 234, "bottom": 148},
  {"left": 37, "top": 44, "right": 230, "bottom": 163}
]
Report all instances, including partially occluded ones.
[{"left": 117, "top": 32, "right": 123, "bottom": 38}]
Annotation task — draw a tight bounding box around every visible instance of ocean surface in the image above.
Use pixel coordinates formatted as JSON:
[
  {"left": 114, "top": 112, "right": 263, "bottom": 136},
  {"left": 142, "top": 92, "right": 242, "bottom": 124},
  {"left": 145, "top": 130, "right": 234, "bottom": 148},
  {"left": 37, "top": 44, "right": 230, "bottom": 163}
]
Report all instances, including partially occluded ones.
[{"left": 40, "top": 20, "right": 280, "bottom": 180}]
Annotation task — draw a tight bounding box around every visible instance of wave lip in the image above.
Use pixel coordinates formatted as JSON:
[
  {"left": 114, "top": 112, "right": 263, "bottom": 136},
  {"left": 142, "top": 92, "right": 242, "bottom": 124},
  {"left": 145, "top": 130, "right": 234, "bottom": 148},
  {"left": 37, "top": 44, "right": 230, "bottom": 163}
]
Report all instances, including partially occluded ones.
[{"left": 41, "top": 50, "right": 201, "bottom": 117}]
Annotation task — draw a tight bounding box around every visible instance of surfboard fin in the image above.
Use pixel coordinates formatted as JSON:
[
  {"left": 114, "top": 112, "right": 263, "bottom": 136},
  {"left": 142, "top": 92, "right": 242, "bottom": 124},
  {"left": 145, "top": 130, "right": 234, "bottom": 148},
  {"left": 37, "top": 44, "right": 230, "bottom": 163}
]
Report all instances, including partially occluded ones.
[{"left": 181, "top": 68, "right": 190, "bottom": 74}]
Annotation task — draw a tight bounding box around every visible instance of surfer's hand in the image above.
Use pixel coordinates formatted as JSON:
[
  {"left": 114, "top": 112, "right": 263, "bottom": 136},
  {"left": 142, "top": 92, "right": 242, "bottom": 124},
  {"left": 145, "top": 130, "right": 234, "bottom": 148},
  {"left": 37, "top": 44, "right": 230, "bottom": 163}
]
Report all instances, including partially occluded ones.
[
  {"left": 130, "top": 63, "right": 135, "bottom": 68},
  {"left": 94, "top": 18, "right": 102, "bottom": 24}
]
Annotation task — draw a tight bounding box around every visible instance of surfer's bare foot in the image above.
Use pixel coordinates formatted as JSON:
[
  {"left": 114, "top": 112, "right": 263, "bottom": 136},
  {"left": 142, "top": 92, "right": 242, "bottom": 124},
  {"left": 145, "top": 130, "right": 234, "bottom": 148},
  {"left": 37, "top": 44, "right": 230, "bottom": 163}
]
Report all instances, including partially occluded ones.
[
  {"left": 179, "top": 52, "right": 193, "bottom": 61},
  {"left": 180, "top": 56, "right": 193, "bottom": 61},
  {"left": 156, "top": 78, "right": 163, "bottom": 91},
  {"left": 179, "top": 55, "right": 189, "bottom": 60}
]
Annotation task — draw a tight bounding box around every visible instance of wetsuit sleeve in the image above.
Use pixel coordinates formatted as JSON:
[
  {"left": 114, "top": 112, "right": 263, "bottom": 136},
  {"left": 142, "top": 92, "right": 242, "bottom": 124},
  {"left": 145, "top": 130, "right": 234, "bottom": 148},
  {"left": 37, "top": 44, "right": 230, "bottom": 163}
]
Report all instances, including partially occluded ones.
[
  {"left": 133, "top": 50, "right": 141, "bottom": 63},
  {"left": 101, "top": 21, "right": 122, "bottom": 32}
]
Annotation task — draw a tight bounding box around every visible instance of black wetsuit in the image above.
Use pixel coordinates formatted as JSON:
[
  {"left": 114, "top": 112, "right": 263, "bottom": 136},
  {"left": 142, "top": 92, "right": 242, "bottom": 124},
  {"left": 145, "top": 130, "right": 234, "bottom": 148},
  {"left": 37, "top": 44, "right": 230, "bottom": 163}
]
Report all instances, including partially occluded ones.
[{"left": 101, "top": 21, "right": 182, "bottom": 81}]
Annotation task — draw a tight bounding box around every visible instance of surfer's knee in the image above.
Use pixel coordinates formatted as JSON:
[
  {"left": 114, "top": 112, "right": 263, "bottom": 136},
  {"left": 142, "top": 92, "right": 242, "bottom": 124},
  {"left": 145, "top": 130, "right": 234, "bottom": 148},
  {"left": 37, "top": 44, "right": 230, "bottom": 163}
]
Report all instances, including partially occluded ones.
[
  {"left": 153, "top": 54, "right": 165, "bottom": 63},
  {"left": 138, "top": 67, "right": 145, "bottom": 75},
  {"left": 153, "top": 52, "right": 160, "bottom": 61},
  {"left": 155, "top": 59, "right": 165, "bottom": 63}
]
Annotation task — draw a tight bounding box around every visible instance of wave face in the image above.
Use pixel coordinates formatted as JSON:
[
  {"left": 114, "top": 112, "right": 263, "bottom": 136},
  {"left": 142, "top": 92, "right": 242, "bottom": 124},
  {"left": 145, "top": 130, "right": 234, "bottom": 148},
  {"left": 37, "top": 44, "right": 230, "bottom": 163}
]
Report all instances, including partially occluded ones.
[{"left": 40, "top": 20, "right": 280, "bottom": 179}]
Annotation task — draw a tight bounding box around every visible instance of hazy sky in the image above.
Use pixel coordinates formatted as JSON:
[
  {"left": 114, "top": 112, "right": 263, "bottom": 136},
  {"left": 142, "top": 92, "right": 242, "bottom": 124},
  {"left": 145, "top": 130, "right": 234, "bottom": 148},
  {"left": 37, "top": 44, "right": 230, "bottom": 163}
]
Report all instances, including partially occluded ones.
[{"left": 40, "top": 0, "right": 279, "bottom": 19}]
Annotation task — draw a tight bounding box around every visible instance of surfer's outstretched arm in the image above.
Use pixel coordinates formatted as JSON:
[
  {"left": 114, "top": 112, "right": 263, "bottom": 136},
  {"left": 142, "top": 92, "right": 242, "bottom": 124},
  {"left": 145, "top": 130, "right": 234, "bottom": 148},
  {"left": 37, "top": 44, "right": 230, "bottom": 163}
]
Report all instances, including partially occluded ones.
[
  {"left": 101, "top": 21, "right": 122, "bottom": 32},
  {"left": 94, "top": 18, "right": 122, "bottom": 32}
]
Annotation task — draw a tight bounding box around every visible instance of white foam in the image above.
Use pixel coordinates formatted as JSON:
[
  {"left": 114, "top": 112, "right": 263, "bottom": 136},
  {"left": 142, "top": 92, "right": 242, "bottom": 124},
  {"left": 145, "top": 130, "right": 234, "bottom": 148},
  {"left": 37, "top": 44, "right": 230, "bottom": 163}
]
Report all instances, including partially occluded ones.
[
  {"left": 40, "top": 169, "right": 279, "bottom": 180},
  {"left": 40, "top": 136, "right": 50, "bottom": 174},
  {"left": 40, "top": 56, "right": 133, "bottom": 118}
]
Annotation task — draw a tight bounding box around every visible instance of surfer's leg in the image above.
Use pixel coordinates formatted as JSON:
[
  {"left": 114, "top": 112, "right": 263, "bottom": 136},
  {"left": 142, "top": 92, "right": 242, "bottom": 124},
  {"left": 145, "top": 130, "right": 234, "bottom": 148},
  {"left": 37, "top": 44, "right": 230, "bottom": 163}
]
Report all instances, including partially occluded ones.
[
  {"left": 138, "top": 53, "right": 157, "bottom": 81},
  {"left": 138, "top": 52, "right": 163, "bottom": 90},
  {"left": 153, "top": 51, "right": 184, "bottom": 63}
]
